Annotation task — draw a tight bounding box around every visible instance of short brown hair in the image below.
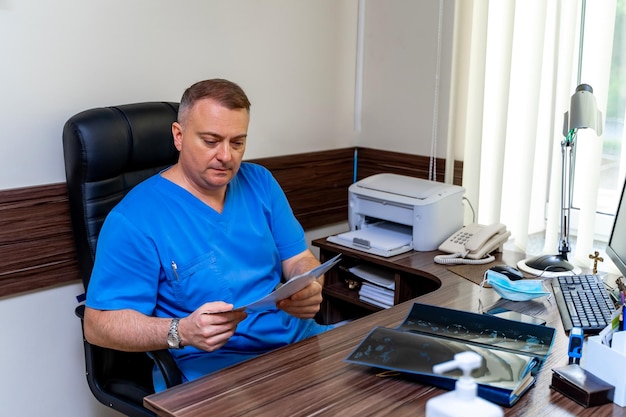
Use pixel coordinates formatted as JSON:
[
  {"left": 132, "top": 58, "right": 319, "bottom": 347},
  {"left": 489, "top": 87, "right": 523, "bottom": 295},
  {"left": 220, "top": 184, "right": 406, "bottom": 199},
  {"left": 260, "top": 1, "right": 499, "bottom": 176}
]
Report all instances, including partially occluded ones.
[{"left": 178, "top": 79, "right": 251, "bottom": 123}]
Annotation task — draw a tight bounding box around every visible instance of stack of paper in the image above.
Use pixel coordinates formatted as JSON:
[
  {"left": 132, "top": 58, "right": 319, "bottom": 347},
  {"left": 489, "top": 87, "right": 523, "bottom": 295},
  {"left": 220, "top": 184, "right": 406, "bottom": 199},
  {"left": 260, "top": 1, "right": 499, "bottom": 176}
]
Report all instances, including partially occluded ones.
[
  {"left": 327, "top": 222, "right": 413, "bottom": 257},
  {"left": 348, "top": 264, "right": 395, "bottom": 309}
]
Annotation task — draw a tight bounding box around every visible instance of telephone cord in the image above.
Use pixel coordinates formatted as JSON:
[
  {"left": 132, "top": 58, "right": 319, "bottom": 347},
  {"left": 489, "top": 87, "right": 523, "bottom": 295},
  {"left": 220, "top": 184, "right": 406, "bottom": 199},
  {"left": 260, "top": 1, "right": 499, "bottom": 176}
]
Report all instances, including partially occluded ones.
[{"left": 433, "top": 252, "right": 496, "bottom": 265}]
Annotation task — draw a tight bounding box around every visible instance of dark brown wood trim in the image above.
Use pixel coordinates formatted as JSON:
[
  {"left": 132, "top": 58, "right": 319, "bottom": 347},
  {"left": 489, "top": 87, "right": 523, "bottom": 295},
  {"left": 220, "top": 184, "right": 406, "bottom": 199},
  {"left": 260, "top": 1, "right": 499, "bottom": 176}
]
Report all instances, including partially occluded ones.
[
  {"left": 249, "top": 148, "right": 355, "bottom": 230},
  {"left": 0, "top": 148, "right": 463, "bottom": 298},
  {"left": 355, "top": 147, "right": 448, "bottom": 182},
  {"left": 454, "top": 159, "right": 463, "bottom": 186},
  {"left": 0, "top": 183, "right": 81, "bottom": 297}
]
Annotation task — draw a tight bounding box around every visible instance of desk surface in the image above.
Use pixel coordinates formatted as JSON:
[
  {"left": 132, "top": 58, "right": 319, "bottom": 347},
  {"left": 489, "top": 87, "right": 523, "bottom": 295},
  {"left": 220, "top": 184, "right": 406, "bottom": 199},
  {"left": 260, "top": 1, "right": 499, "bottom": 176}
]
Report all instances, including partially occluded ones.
[{"left": 144, "top": 242, "right": 625, "bottom": 417}]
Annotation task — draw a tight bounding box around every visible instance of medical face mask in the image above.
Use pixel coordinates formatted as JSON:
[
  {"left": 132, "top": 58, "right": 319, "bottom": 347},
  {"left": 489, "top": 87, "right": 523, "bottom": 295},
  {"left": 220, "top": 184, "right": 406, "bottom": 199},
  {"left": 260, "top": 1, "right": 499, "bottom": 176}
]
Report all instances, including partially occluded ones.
[{"left": 483, "top": 270, "right": 551, "bottom": 301}]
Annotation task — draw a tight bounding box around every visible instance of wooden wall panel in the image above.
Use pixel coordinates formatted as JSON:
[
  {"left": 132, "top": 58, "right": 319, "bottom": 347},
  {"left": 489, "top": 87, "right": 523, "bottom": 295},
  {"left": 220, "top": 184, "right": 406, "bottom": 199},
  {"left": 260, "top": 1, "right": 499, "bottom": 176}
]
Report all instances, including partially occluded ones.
[
  {"left": 454, "top": 160, "right": 463, "bottom": 187},
  {"left": 355, "top": 147, "right": 463, "bottom": 187},
  {"left": 250, "top": 148, "right": 355, "bottom": 230},
  {"left": 355, "top": 147, "right": 447, "bottom": 183},
  {"left": 0, "top": 148, "right": 462, "bottom": 297},
  {"left": 0, "top": 183, "right": 80, "bottom": 297}
]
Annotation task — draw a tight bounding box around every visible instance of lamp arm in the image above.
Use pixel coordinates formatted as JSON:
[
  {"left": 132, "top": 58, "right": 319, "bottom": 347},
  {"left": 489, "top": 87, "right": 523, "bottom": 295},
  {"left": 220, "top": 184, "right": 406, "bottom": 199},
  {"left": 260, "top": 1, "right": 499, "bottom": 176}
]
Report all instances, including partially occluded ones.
[{"left": 559, "top": 129, "right": 577, "bottom": 258}]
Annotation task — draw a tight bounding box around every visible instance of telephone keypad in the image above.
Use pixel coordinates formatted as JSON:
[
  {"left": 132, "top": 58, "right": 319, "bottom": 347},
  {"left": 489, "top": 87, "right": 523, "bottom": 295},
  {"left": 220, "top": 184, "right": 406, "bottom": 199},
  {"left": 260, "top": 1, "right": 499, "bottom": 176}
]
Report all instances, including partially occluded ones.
[{"left": 451, "top": 232, "right": 473, "bottom": 245}]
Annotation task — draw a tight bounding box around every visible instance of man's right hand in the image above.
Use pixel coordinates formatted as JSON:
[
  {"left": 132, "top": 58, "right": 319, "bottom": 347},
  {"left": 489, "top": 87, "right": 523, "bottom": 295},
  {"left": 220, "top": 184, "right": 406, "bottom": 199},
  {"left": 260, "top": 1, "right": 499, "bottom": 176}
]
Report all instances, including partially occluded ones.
[{"left": 179, "top": 302, "right": 248, "bottom": 352}]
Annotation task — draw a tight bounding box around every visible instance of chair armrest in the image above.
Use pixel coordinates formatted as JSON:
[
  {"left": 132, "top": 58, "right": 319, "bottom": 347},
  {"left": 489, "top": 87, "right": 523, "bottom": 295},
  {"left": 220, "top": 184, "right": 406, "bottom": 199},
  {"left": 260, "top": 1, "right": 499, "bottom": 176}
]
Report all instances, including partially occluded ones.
[
  {"left": 75, "top": 303, "right": 85, "bottom": 319},
  {"left": 151, "top": 349, "right": 183, "bottom": 388}
]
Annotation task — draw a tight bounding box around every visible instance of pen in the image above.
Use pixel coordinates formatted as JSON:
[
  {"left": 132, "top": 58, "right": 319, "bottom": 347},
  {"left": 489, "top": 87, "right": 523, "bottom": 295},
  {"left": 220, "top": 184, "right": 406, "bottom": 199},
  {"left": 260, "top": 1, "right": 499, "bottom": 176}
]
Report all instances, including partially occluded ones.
[
  {"left": 171, "top": 261, "right": 179, "bottom": 281},
  {"left": 617, "top": 291, "right": 626, "bottom": 332}
]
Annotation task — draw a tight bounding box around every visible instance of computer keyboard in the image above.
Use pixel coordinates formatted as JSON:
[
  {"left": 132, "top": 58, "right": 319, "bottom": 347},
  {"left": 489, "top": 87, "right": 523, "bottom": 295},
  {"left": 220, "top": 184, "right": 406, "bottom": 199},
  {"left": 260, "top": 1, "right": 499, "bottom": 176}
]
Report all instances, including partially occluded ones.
[{"left": 551, "top": 274, "right": 616, "bottom": 333}]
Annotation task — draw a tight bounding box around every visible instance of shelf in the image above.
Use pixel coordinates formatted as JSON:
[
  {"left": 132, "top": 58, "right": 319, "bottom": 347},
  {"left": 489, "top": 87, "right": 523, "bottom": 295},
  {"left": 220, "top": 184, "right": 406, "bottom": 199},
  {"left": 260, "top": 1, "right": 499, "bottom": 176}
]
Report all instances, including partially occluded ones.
[
  {"left": 324, "top": 282, "right": 382, "bottom": 313},
  {"left": 314, "top": 237, "right": 441, "bottom": 324}
]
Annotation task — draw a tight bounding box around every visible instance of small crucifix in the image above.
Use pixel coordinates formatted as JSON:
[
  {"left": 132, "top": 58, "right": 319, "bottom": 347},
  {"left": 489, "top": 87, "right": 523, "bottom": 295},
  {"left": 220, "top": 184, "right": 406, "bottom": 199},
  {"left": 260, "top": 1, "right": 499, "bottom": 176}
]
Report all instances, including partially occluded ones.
[{"left": 589, "top": 251, "right": 604, "bottom": 274}]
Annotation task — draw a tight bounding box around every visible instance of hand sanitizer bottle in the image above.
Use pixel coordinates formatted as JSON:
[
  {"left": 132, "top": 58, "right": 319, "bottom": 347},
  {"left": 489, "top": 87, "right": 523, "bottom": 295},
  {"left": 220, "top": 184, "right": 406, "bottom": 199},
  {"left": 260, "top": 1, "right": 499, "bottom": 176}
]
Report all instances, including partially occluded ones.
[{"left": 425, "top": 351, "right": 503, "bottom": 417}]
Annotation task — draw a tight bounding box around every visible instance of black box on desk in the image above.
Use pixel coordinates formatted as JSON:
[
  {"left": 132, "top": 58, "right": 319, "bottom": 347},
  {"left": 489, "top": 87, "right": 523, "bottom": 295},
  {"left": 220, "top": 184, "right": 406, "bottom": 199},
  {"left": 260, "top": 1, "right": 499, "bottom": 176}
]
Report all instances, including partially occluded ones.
[{"left": 550, "top": 364, "right": 614, "bottom": 407}]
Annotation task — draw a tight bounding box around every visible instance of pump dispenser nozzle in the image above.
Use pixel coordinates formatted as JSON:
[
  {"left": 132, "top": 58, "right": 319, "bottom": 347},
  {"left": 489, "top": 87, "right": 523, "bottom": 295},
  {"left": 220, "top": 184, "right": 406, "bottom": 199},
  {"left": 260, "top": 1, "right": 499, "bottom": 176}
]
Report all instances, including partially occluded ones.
[
  {"left": 425, "top": 351, "right": 503, "bottom": 417},
  {"left": 433, "top": 351, "right": 481, "bottom": 401}
]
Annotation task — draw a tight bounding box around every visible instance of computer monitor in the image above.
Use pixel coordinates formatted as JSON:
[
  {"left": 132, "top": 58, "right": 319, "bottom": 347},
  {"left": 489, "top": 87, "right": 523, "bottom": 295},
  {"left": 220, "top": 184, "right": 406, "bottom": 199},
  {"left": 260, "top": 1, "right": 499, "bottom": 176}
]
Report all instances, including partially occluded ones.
[{"left": 607, "top": 177, "right": 626, "bottom": 278}]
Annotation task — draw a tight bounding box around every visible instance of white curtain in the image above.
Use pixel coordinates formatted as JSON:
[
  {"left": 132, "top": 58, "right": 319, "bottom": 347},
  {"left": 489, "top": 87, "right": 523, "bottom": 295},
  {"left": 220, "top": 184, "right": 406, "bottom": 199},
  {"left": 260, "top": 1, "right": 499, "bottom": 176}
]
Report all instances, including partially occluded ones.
[{"left": 447, "top": 0, "right": 616, "bottom": 268}]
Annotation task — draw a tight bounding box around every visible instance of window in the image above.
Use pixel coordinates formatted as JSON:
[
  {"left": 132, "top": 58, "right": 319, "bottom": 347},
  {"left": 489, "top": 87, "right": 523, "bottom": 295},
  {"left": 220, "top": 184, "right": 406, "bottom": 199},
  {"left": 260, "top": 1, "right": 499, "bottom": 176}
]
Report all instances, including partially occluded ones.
[
  {"left": 572, "top": 0, "right": 626, "bottom": 243},
  {"left": 453, "top": 1, "right": 622, "bottom": 273}
]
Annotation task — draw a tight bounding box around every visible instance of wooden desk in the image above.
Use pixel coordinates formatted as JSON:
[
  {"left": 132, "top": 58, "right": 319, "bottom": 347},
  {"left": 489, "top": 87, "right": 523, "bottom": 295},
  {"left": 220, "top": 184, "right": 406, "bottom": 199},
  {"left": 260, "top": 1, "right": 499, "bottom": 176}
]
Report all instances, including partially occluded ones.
[{"left": 145, "top": 240, "right": 625, "bottom": 417}]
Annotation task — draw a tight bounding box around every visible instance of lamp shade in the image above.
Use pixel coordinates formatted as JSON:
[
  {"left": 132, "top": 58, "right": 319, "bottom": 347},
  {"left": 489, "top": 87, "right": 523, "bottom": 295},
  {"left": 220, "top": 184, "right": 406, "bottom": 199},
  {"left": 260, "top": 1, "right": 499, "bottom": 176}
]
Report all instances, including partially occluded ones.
[{"left": 563, "top": 84, "right": 603, "bottom": 136}]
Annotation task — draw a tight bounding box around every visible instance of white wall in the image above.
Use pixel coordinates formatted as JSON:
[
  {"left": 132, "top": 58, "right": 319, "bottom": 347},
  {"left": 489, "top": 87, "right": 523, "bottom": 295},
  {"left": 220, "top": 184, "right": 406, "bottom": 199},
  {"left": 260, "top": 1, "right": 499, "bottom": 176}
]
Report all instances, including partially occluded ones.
[
  {"left": 358, "top": 0, "right": 454, "bottom": 160},
  {"left": 0, "top": 1, "right": 454, "bottom": 416},
  {"left": 0, "top": 283, "right": 101, "bottom": 416},
  {"left": 0, "top": 0, "right": 358, "bottom": 190}
]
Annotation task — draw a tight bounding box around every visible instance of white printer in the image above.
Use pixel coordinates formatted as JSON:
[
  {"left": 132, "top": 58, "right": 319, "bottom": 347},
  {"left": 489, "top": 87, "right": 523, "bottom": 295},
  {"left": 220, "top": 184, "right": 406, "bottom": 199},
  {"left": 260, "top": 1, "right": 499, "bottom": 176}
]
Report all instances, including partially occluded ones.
[{"left": 327, "top": 173, "right": 465, "bottom": 257}]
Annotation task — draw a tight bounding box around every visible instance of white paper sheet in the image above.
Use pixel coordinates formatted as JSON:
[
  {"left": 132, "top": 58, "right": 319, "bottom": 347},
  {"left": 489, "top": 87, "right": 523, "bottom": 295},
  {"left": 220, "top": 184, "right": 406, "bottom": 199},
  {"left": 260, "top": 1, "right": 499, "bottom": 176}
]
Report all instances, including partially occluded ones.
[
  {"left": 349, "top": 264, "right": 395, "bottom": 289},
  {"left": 326, "top": 222, "right": 413, "bottom": 257},
  {"left": 235, "top": 253, "right": 342, "bottom": 313}
]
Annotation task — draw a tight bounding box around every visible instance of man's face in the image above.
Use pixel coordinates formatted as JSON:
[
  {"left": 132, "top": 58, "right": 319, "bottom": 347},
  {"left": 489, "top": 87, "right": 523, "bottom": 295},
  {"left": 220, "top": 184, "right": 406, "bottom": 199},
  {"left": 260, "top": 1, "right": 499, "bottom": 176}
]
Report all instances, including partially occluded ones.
[{"left": 172, "top": 98, "right": 249, "bottom": 193}]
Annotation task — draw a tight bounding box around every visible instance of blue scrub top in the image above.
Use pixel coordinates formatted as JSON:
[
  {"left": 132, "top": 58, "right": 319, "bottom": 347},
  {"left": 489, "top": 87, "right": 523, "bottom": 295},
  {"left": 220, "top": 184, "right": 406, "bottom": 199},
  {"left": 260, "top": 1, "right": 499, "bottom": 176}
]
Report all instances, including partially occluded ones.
[{"left": 87, "top": 163, "right": 330, "bottom": 390}]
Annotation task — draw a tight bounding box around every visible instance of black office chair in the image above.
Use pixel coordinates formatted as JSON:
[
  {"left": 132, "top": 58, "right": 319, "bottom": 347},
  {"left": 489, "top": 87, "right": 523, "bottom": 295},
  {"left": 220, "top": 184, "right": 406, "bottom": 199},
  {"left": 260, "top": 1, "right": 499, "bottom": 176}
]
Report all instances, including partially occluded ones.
[{"left": 63, "top": 102, "right": 183, "bottom": 417}]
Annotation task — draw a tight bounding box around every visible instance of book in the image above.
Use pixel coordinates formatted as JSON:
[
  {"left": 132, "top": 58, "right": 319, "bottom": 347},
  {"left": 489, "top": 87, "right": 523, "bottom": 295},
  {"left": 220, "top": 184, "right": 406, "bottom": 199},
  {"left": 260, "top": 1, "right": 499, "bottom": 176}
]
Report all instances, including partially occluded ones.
[
  {"left": 345, "top": 302, "right": 556, "bottom": 407},
  {"left": 349, "top": 264, "right": 395, "bottom": 308},
  {"left": 359, "top": 283, "right": 394, "bottom": 308}
]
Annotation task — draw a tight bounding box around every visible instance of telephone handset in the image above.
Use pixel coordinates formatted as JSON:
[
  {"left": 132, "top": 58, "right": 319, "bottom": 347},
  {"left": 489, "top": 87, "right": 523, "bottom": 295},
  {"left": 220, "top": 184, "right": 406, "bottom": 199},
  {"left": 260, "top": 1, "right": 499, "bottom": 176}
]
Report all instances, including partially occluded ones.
[{"left": 435, "top": 223, "right": 511, "bottom": 265}]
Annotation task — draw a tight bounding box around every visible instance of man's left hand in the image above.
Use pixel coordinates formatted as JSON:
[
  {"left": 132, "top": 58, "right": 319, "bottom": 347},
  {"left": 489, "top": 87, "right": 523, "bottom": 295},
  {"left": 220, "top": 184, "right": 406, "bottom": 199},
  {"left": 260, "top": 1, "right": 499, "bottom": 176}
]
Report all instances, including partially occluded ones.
[{"left": 276, "top": 280, "right": 323, "bottom": 318}]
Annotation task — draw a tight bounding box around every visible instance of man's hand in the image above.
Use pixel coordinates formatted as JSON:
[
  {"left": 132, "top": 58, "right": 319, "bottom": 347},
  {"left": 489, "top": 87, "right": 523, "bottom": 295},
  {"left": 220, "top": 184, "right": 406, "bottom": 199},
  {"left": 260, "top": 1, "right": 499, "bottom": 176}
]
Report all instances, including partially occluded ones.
[
  {"left": 277, "top": 249, "right": 326, "bottom": 319},
  {"left": 276, "top": 279, "right": 323, "bottom": 319},
  {"left": 179, "top": 302, "right": 248, "bottom": 352},
  {"left": 84, "top": 302, "right": 247, "bottom": 353}
]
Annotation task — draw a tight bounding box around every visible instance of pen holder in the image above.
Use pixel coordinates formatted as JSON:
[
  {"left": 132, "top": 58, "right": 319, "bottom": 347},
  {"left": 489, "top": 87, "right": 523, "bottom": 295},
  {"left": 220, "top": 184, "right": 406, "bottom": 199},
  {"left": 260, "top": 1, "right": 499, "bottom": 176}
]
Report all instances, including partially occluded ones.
[{"left": 583, "top": 335, "right": 626, "bottom": 406}]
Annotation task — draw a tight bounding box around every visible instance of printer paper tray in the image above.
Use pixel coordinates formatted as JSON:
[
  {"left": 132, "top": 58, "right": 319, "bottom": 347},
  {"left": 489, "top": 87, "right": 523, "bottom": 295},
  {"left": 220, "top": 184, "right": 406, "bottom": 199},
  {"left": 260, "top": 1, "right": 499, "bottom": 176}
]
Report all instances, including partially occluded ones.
[{"left": 327, "top": 222, "right": 413, "bottom": 257}]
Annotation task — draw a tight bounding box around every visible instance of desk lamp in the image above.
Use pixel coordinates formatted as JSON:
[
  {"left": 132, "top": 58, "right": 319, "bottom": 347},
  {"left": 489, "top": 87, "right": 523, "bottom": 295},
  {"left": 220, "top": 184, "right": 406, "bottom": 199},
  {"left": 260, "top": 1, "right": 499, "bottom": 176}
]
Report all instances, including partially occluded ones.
[{"left": 519, "top": 84, "right": 603, "bottom": 276}]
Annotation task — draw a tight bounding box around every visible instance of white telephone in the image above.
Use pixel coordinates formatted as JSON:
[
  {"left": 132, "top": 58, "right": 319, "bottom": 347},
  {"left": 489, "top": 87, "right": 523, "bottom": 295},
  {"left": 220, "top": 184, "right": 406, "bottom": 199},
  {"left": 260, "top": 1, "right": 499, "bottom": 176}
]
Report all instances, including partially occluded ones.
[{"left": 434, "top": 223, "right": 511, "bottom": 265}]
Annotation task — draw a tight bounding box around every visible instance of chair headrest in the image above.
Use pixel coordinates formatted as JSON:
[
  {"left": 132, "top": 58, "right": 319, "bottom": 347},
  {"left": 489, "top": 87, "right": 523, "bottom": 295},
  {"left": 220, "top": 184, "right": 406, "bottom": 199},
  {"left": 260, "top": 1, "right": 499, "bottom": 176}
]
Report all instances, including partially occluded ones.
[{"left": 63, "top": 102, "right": 180, "bottom": 287}]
